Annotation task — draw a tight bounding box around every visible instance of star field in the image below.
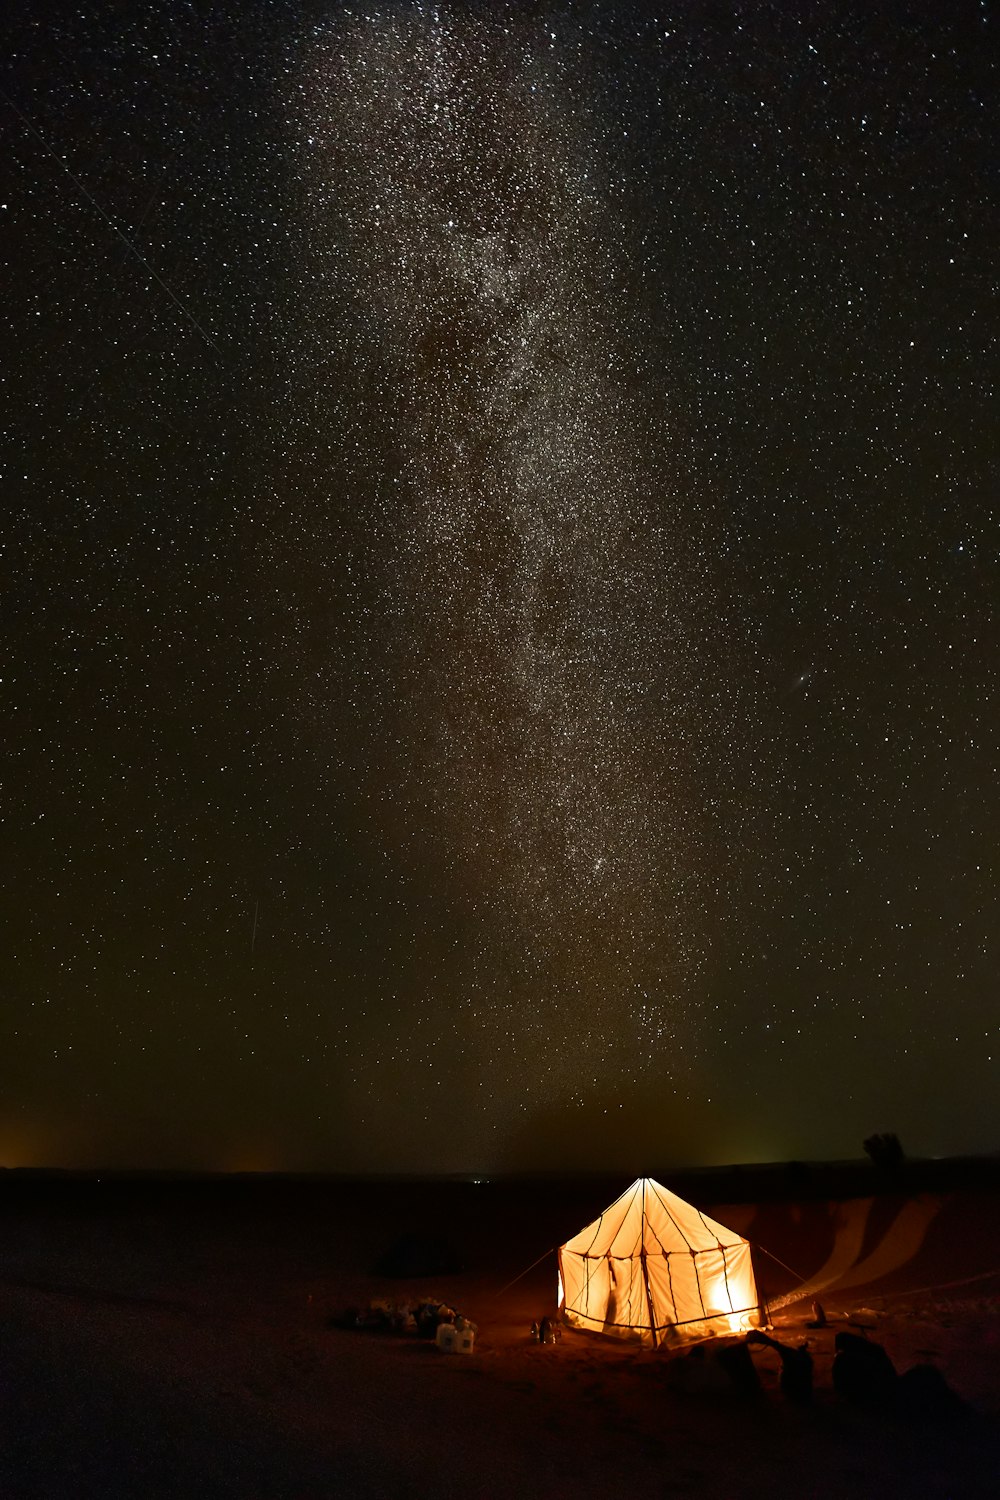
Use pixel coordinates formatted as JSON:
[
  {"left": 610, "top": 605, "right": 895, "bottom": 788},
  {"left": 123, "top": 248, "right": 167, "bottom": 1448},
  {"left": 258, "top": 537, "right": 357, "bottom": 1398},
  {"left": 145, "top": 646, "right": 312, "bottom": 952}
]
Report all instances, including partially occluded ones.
[{"left": 1, "top": 1, "right": 997, "bottom": 1173}]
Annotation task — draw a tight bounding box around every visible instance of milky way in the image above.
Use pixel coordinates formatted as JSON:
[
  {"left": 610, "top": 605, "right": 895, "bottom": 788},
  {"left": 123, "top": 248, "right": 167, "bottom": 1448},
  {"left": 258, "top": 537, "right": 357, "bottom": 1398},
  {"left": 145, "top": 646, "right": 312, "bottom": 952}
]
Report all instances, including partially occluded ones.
[{"left": 284, "top": 10, "right": 738, "bottom": 1151}]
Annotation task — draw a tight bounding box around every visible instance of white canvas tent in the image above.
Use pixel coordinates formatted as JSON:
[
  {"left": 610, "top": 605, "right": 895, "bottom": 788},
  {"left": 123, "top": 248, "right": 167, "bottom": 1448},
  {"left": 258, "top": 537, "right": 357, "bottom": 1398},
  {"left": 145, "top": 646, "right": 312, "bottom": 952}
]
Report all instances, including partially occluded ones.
[{"left": 558, "top": 1177, "right": 761, "bottom": 1347}]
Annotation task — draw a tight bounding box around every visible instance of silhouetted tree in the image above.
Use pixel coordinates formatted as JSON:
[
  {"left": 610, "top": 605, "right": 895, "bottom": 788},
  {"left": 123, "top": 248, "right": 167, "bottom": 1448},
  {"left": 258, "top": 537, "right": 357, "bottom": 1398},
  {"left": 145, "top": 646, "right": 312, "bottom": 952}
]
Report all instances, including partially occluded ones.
[{"left": 863, "top": 1133, "right": 905, "bottom": 1170}]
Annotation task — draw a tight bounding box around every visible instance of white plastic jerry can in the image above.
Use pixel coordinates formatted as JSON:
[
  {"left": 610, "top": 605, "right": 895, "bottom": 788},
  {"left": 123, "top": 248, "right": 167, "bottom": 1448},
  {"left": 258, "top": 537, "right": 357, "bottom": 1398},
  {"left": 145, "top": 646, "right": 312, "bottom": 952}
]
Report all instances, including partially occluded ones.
[{"left": 435, "top": 1322, "right": 458, "bottom": 1353}]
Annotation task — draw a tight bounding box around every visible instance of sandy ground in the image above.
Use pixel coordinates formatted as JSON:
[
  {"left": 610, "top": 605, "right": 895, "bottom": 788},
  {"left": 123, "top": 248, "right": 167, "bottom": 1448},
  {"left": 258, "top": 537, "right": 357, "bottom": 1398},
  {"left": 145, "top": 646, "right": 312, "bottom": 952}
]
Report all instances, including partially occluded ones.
[{"left": 1, "top": 1175, "right": 998, "bottom": 1498}]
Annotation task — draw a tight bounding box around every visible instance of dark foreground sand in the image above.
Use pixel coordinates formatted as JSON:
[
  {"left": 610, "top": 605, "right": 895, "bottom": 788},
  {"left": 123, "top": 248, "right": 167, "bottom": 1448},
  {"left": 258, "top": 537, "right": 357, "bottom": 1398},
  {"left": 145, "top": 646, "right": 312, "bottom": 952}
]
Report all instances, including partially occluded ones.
[{"left": 1, "top": 1167, "right": 998, "bottom": 1498}]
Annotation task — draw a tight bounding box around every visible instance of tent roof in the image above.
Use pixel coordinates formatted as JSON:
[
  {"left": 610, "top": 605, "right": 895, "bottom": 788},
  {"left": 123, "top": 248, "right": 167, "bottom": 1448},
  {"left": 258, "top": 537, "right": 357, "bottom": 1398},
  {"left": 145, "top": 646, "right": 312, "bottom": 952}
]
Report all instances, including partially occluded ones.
[{"left": 561, "top": 1176, "right": 748, "bottom": 1260}]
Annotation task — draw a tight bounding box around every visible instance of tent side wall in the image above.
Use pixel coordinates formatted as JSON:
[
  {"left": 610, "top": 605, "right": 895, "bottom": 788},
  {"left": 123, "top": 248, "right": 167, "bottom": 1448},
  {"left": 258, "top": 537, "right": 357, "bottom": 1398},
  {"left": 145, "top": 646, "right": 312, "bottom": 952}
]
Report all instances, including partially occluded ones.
[
  {"left": 645, "top": 1242, "right": 760, "bottom": 1340},
  {"left": 558, "top": 1250, "right": 657, "bottom": 1345},
  {"left": 560, "top": 1247, "right": 760, "bottom": 1345}
]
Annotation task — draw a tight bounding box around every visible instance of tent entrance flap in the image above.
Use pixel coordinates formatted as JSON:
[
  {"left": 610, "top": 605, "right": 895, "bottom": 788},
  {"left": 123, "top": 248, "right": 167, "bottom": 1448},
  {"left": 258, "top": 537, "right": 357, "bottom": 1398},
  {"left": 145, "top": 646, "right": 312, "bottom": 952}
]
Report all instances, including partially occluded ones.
[{"left": 558, "top": 1178, "right": 761, "bottom": 1346}]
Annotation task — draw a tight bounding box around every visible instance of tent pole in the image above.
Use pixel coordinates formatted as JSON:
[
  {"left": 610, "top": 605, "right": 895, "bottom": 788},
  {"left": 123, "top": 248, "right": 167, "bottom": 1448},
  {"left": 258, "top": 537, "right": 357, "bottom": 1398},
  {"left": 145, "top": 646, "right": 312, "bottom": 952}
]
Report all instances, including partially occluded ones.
[
  {"left": 639, "top": 1178, "right": 659, "bottom": 1347},
  {"left": 639, "top": 1248, "right": 658, "bottom": 1347}
]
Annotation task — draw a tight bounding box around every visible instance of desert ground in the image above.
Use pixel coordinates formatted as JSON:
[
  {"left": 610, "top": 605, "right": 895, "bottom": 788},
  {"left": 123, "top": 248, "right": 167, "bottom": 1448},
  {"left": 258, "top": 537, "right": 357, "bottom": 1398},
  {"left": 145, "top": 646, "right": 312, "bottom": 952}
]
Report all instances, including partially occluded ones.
[{"left": 1, "top": 1164, "right": 998, "bottom": 1498}]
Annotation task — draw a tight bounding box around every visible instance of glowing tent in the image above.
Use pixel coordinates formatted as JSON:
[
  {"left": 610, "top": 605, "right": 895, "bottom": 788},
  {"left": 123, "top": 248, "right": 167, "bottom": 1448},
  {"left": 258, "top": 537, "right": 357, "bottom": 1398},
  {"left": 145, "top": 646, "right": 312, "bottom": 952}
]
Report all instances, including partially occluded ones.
[{"left": 558, "top": 1177, "right": 761, "bottom": 1347}]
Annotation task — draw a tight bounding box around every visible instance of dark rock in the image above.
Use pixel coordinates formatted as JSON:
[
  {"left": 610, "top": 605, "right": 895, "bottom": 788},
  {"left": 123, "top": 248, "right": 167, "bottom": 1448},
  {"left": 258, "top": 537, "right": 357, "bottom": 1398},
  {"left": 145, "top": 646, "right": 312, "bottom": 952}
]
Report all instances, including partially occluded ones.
[
  {"left": 832, "top": 1331, "right": 898, "bottom": 1408},
  {"left": 896, "top": 1363, "right": 970, "bottom": 1422},
  {"left": 715, "top": 1341, "right": 763, "bottom": 1398},
  {"left": 746, "top": 1330, "right": 813, "bottom": 1403}
]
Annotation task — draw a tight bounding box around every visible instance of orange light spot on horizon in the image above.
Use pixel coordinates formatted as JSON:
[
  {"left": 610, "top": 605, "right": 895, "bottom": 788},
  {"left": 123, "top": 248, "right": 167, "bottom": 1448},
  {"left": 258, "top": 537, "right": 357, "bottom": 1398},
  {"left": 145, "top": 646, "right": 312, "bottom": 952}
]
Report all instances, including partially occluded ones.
[{"left": 216, "top": 1146, "right": 281, "bottom": 1174}]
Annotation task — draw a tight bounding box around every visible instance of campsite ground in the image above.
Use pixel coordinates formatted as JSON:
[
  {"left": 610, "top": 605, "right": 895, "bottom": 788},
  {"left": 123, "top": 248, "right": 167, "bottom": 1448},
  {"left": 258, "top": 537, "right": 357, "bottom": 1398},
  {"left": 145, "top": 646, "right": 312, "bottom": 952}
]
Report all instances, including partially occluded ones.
[{"left": 1, "top": 1165, "right": 998, "bottom": 1498}]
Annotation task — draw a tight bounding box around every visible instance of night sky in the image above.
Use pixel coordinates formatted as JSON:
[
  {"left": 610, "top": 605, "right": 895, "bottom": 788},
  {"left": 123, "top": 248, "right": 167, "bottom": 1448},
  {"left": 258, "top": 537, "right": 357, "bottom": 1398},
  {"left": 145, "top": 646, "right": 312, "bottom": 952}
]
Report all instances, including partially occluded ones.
[{"left": 2, "top": 1, "right": 996, "bottom": 1174}]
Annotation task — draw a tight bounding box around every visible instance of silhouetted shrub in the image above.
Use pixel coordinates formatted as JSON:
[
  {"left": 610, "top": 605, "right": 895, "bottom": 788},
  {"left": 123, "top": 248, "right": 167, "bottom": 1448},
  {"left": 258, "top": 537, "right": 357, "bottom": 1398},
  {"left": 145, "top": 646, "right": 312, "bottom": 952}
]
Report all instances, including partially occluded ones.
[{"left": 374, "top": 1234, "right": 464, "bottom": 1278}]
